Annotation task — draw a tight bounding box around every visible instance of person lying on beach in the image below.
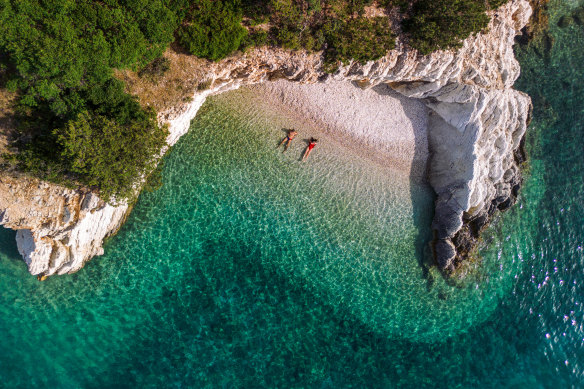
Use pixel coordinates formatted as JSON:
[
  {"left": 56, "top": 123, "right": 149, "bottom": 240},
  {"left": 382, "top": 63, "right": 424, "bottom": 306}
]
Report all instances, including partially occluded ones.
[
  {"left": 278, "top": 129, "right": 298, "bottom": 151},
  {"left": 302, "top": 138, "right": 318, "bottom": 161}
]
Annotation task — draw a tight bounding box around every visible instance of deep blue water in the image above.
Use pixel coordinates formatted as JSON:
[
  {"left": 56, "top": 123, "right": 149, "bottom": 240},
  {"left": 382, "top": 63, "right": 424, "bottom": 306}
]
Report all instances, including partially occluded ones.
[{"left": 1, "top": 1, "right": 583, "bottom": 387}]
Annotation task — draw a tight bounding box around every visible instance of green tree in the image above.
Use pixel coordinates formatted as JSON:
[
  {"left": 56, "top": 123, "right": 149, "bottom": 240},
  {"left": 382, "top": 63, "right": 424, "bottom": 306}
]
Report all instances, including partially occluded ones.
[
  {"left": 177, "top": 0, "right": 248, "bottom": 61},
  {"left": 324, "top": 17, "right": 396, "bottom": 66},
  {"left": 403, "top": 0, "right": 490, "bottom": 55},
  {"left": 55, "top": 111, "right": 168, "bottom": 202},
  {"left": 0, "top": 0, "right": 178, "bottom": 200}
]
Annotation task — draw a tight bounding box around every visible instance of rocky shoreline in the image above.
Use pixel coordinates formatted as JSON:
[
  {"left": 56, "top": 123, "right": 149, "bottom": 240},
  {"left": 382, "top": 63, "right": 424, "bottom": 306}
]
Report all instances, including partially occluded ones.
[
  {"left": 436, "top": 135, "right": 528, "bottom": 273},
  {"left": 0, "top": 0, "right": 533, "bottom": 277}
]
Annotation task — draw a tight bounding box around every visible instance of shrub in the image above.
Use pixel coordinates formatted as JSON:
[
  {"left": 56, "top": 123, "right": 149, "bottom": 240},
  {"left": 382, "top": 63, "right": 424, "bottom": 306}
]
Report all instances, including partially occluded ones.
[
  {"left": 272, "top": 26, "right": 301, "bottom": 49},
  {"left": 0, "top": 0, "right": 178, "bottom": 199},
  {"left": 139, "top": 57, "right": 171, "bottom": 80},
  {"left": 268, "top": 0, "right": 305, "bottom": 48},
  {"left": 197, "top": 79, "right": 213, "bottom": 91},
  {"left": 55, "top": 111, "right": 168, "bottom": 202},
  {"left": 242, "top": 0, "right": 271, "bottom": 25},
  {"left": 488, "top": 0, "right": 510, "bottom": 9},
  {"left": 177, "top": 0, "right": 248, "bottom": 61},
  {"left": 307, "top": 0, "right": 322, "bottom": 14},
  {"left": 324, "top": 17, "right": 396, "bottom": 66},
  {"left": 346, "top": 0, "right": 374, "bottom": 15},
  {"left": 403, "top": 0, "right": 490, "bottom": 55},
  {"left": 240, "top": 29, "right": 269, "bottom": 50}
]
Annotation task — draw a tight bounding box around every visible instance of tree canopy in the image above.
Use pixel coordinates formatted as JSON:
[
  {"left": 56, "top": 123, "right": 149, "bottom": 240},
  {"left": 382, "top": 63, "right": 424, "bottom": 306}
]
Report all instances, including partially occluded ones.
[
  {"left": 178, "top": 0, "right": 248, "bottom": 61},
  {"left": 55, "top": 111, "right": 168, "bottom": 202},
  {"left": 402, "top": 0, "right": 497, "bottom": 55},
  {"left": 0, "top": 0, "right": 176, "bottom": 201}
]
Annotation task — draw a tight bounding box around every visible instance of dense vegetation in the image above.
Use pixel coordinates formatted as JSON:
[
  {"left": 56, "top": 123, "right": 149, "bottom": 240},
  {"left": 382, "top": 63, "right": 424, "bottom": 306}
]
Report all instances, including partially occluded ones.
[
  {"left": 177, "top": 0, "right": 248, "bottom": 61},
  {"left": 0, "top": 0, "right": 510, "bottom": 201},
  {"left": 0, "top": 0, "right": 176, "bottom": 201},
  {"left": 402, "top": 0, "right": 506, "bottom": 55},
  {"left": 248, "top": 0, "right": 397, "bottom": 65}
]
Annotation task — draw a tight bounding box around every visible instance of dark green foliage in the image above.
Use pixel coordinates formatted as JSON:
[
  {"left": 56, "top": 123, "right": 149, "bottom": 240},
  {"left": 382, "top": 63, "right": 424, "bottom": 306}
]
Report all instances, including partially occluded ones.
[
  {"left": 573, "top": 6, "right": 584, "bottom": 25},
  {"left": 0, "top": 51, "right": 13, "bottom": 88},
  {"left": 307, "top": 0, "right": 322, "bottom": 14},
  {"left": 272, "top": 26, "right": 301, "bottom": 49},
  {"left": 268, "top": 0, "right": 305, "bottom": 49},
  {"left": 488, "top": 0, "right": 510, "bottom": 9},
  {"left": 177, "top": 0, "right": 248, "bottom": 61},
  {"left": 300, "top": 28, "right": 325, "bottom": 52},
  {"left": 55, "top": 111, "right": 168, "bottom": 202},
  {"left": 402, "top": 0, "right": 490, "bottom": 55},
  {"left": 264, "top": 0, "right": 394, "bottom": 62},
  {"left": 346, "top": 0, "right": 374, "bottom": 15},
  {"left": 0, "top": 0, "right": 180, "bottom": 117},
  {"left": 10, "top": 78, "right": 167, "bottom": 201},
  {"left": 139, "top": 57, "right": 171, "bottom": 80},
  {"left": 242, "top": 0, "right": 271, "bottom": 25},
  {"left": 377, "top": 0, "right": 409, "bottom": 11},
  {"left": 241, "top": 29, "right": 269, "bottom": 50},
  {"left": 0, "top": 0, "right": 176, "bottom": 200},
  {"left": 324, "top": 17, "right": 395, "bottom": 66},
  {"left": 165, "top": 0, "right": 194, "bottom": 21}
]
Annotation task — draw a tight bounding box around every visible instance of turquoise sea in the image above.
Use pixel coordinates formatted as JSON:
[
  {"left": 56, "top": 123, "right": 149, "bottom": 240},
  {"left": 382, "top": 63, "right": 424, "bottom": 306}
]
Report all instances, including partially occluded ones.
[{"left": 1, "top": 1, "right": 583, "bottom": 387}]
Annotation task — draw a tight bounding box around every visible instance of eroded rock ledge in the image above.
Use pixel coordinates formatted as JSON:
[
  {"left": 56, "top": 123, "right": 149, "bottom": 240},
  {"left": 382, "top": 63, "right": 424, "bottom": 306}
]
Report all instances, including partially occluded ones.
[{"left": 0, "top": 0, "right": 532, "bottom": 276}]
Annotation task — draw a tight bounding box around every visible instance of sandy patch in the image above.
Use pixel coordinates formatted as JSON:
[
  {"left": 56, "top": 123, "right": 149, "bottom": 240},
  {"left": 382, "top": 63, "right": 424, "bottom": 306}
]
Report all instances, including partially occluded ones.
[{"left": 247, "top": 79, "right": 429, "bottom": 179}]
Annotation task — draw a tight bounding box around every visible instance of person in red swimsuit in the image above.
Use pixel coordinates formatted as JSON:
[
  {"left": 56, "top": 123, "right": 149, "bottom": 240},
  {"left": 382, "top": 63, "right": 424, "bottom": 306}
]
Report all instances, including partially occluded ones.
[
  {"left": 302, "top": 137, "right": 318, "bottom": 161},
  {"left": 278, "top": 129, "right": 298, "bottom": 151}
]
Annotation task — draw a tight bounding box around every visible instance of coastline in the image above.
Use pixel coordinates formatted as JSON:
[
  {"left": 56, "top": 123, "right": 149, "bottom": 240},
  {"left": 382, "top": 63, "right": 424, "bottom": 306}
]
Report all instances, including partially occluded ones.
[
  {"left": 0, "top": 0, "right": 533, "bottom": 276},
  {"left": 4, "top": 0, "right": 584, "bottom": 386}
]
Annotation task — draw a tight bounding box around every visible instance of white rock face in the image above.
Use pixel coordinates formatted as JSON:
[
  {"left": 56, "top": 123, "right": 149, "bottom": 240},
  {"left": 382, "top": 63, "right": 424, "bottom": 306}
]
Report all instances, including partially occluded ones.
[
  {"left": 0, "top": 0, "right": 532, "bottom": 275},
  {"left": 0, "top": 177, "right": 128, "bottom": 275}
]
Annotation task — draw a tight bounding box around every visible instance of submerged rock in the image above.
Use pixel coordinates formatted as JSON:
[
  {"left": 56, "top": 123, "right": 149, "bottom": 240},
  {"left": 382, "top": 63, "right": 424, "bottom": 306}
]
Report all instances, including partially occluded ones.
[{"left": 434, "top": 239, "right": 456, "bottom": 272}]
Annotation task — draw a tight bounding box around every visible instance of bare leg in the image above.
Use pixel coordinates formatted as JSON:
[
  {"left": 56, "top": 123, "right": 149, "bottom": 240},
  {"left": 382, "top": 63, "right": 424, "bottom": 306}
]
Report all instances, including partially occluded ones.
[{"left": 302, "top": 148, "right": 311, "bottom": 161}]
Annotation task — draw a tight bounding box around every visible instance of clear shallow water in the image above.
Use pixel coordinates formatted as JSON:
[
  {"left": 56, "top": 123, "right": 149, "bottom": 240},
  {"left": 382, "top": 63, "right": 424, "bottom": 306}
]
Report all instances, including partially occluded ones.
[{"left": 0, "top": 1, "right": 583, "bottom": 386}]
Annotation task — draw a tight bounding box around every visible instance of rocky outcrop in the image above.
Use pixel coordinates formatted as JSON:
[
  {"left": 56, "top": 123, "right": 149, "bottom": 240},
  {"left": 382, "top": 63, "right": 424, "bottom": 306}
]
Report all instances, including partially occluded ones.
[
  {"left": 0, "top": 175, "right": 128, "bottom": 275},
  {"left": 0, "top": 0, "right": 532, "bottom": 276}
]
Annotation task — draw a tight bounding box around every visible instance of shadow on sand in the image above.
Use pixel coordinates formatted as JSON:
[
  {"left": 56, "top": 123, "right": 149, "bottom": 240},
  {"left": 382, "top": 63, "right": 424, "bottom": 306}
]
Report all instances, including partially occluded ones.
[{"left": 369, "top": 83, "right": 436, "bottom": 286}]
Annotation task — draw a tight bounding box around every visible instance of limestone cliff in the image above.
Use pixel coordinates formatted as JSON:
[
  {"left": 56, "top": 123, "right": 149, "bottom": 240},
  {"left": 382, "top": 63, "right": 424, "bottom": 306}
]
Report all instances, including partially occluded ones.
[
  {"left": 0, "top": 0, "right": 532, "bottom": 276},
  {"left": 0, "top": 176, "right": 128, "bottom": 275}
]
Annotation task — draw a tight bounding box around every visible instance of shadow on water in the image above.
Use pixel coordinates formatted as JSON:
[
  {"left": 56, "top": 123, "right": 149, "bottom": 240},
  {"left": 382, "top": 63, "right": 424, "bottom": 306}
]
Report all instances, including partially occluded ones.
[
  {"left": 0, "top": 226, "right": 20, "bottom": 260},
  {"left": 78, "top": 230, "right": 527, "bottom": 389},
  {"left": 370, "top": 83, "right": 436, "bottom": 284},
  {"left": 79, "top": 238, "right": 436, "bottom": 389}
]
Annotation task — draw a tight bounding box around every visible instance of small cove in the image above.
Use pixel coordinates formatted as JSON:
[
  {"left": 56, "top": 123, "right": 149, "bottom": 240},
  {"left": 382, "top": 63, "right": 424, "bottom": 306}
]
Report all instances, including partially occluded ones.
[
  {"left": 0, "top": 83, "right": 518, "bottom": 387},
  {"left": 1, "top": 1, "right": 583, "bottom": 383}
]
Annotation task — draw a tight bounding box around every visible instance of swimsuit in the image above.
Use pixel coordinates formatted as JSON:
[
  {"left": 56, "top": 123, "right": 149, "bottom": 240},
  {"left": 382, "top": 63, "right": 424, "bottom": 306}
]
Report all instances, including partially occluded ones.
[{"left": 308, "top": 143, "right": 316, "bottom": 150}]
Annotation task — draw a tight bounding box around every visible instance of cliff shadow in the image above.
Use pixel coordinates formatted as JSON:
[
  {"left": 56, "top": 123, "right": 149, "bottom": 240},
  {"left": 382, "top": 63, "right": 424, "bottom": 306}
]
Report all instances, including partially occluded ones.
[
  {"left": 0, "top": 226, "right": 20, "bottom": 260},
  {"left": 370, "top": 83, "right": 436, "bottom": 284}
]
